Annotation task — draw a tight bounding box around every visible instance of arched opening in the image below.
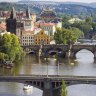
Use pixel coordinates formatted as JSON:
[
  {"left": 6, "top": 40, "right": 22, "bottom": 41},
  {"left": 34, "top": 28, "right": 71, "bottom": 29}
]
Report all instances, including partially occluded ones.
[
  {"left": 0, "top": 82, "right": 43, "bottom": 96},
  {"left": 67, "top": 84, "right": 96, "bottom": 96},
  {"left": 76, "top": 49, "right": 94, "bottom": 60},
  {"left": 49, "top": 51, "right": 57, "bottom": 55},
  {"left": 46, "top": 48, "right": 63, "bottom": 57},
  {"left": 29, "top": 51, "right": 35, "bottom": 55},
  {"left": 29, "top": 50, "right": 36, "bottom": 55}
]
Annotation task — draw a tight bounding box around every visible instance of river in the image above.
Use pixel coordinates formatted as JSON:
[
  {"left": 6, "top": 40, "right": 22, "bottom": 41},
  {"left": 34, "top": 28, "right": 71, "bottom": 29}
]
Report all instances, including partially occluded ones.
[{"left": 0, "top": 49, "right": 96, "bottom": 96}]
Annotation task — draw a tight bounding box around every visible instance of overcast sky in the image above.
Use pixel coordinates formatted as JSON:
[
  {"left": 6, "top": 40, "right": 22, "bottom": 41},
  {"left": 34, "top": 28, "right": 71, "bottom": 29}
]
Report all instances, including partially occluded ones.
[{"left": 0, "top": 0, "right": 96, "bottom": 3}]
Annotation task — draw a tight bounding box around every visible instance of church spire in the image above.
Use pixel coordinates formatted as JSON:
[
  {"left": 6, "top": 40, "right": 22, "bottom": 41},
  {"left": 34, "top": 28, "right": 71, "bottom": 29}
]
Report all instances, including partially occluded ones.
[
  {"left": 10, "top": 7, "right": 16, "bottom": 19},
  {"left": 26, "top": 6, "right": 31, "bottom": 19}
]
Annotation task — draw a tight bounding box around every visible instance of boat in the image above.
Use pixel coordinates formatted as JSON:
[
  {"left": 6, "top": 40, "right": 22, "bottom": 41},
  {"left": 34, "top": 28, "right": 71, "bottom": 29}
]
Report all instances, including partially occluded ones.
[
  {"left": 3, "top": 60, "right": 14, "bottom": 69},
  {"left": 23, "top": 84, "right": 33, "bottom": 90}
]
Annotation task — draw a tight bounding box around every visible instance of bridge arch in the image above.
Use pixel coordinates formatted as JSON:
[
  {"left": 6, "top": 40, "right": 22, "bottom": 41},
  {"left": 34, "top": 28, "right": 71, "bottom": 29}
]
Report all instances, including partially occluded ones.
[
  {"left": 45, "top": 48, "right": 65, "bottom": 57},
  {"left": 73, "top": 49, "right": 94, "bottom": 59},
  {"left": 28, "top": 50, "right": 36, "bottom": 55},
  {"left": 0, "top": 79, "right": 44, "bottom": 90}
]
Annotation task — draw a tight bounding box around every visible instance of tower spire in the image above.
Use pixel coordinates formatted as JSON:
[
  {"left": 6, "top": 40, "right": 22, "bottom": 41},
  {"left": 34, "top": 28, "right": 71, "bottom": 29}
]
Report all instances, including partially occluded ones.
[
  {"left": 10, "top": 7, "right": 16, "bottom": 19},
  {"left": 26, "top": 6, "right": 31, "bottom": 19}
]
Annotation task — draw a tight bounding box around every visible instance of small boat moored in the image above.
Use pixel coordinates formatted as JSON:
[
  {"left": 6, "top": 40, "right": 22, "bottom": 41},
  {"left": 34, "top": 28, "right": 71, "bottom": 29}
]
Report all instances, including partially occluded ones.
[
  {"left": 23, "top": 84, "right": 33, "bottom": 90},
  {"left": 3, "top": 60, "right": 14, "bottom": 69}
]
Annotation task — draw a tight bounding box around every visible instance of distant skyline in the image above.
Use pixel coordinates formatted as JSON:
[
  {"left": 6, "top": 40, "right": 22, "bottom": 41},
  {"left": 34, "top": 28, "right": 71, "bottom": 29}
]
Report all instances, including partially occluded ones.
[{"left": 0, "top": 0, "right": 96, "bottom": 3}]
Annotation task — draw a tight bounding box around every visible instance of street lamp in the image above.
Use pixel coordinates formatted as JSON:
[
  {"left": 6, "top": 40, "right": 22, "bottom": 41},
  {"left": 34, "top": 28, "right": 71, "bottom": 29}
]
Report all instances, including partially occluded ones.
[
  {"left": 46, "top": 62, "right": 48, "bottom": 77},
  {"left": 45, "top": 57, "right": 48, "bottom": 77},
  {"left": 57, "top": 61, "right": 59, "bottom": 76}
]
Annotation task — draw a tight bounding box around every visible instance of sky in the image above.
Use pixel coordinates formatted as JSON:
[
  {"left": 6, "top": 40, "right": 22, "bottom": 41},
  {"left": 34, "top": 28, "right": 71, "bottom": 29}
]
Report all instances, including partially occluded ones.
[{"left": 0, "top": 0, "right": 96, "bottom": 3}]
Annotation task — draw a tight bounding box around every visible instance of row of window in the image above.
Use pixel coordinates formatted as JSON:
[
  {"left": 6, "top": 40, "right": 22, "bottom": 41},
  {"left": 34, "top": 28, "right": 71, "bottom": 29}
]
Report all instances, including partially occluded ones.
[
  {"left": 35, "top": 39, "right": 49, "bottom": 42},
  {"left": 22, "top": 40, "right": 34, "bottom": 42},
  {"left": 41, "top": 26, "right": 53, "bottom": 30},
  {"left": 22, "top": 36, "right": 33, "bottom": 39},
  {"left": 22, "top": 43, "right": 34, "bottom": 45}
]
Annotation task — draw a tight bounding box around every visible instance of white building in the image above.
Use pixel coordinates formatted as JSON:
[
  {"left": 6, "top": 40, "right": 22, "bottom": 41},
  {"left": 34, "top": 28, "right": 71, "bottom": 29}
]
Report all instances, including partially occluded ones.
[{"left": 21, "top": 30, "right": 34, "bottom": 46}]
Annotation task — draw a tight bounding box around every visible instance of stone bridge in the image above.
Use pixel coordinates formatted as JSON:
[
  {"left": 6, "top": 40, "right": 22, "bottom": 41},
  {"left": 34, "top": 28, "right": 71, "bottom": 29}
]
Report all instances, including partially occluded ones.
[
  {"left": 0, "top": 75, "right": 96, "bottom": 96},
  {"left": 22, "top": 44, "right": 96, "bottom": 58}
]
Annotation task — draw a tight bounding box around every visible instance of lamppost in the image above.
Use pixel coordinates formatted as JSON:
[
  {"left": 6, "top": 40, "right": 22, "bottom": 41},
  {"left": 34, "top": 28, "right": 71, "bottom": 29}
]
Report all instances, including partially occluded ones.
[
  {"left": 45, "top": 57, "right": 48, "bottom": 77},
  {"left": 57, "top": 61, "right": 59, "bottom": 76},
  {"left": 46, "top": 62, "right": 48, "bottom": 77}
]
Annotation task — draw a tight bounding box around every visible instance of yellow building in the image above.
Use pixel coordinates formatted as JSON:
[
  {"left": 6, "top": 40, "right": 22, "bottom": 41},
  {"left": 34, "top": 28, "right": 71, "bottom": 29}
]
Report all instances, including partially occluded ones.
[{"left": 34, "top": 30, "right": 50, "bottom": 45}]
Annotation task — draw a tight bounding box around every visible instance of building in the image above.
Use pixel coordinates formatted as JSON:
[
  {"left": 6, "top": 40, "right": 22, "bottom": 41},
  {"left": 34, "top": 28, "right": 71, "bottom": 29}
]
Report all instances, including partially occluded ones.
[
  {"left": 50, "top": 17, "right": 62, "bottom": 29},
  {"left": 40, "top": 9, "right": 56, "bottom": 23},
  {"left": 6, "top": 7, "right": 35, "bottom": 45},
  {"left": 37, "top": 9, "right": 62, "bottom": 36},
  {"left": 6, "top": 7, "right": 17, "bottom": 34},
  {"left": 0, "top": 23, "right": 6, "bottom": 33},
  {"left": 21, "top": 30, "right": 34, "bottom": 46},
  {"left": 34, "top": 30, "right": 50, "bottom": 45},
  {"left": 68, "top": 18, "right": 83, "bottom": 24},
  {"left": 35, "top": 22, "right": 56, "bottom": 36}
]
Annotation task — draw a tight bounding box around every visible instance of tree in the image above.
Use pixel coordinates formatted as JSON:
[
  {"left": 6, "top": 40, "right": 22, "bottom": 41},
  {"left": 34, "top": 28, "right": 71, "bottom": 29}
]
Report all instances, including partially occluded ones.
[
  {"left": 54, "top": 28, "right": 63, "bottom": 44},
  {"left": 0, "top": 33, "right": 25, "bottom": 62},
  {"left": 54, "top": 28, "right": 83, "bottom": 44},
  {"left": 61, "top": 81, "right": 67, "bottom": 96}
]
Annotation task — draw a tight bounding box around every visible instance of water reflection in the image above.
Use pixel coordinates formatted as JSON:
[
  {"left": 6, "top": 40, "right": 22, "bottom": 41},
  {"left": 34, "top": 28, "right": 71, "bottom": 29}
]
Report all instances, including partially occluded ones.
[
  {"left": 0, "top": 49, "right": 96, "bottom": 96},
  {"left": 67, "top": 84, "right": 96, "bottom": 96},
  {"left": 0, "top": 49, "right": 95, "bottom": 76},
  {"left": 0, "top": 82, "right": 43, "bottom": 96}
]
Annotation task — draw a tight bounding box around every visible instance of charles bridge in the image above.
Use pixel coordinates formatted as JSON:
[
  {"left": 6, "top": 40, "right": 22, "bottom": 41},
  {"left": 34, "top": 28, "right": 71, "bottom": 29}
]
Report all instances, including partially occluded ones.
[
  {"left": 22, "top": 44, "right": 96, "bottom": 59},
  {"left": 0, "top": 75, "right": 96, "bottom": 96}
]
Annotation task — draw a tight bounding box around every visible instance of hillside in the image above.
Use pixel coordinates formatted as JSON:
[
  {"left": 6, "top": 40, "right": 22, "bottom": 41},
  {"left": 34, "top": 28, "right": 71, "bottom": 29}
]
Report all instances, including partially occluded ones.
[
  {"left": 0, "top": 2, "right": 96, "bottom": 17},
  {"left": 56, "top": 4, "right": 96, "bottom": 16}
]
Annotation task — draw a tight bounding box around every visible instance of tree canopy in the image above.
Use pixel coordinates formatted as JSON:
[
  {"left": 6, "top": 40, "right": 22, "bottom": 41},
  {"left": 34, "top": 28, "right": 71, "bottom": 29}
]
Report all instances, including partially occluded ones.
[
  {"left": 62, "top": 15, "right": 96, "bottom": 38},
  {"left": 54, "top": 28, "right": 83, "bottom": 44},
  {"left": 0, "top": 33, "right": 25, "bottom": 62}
]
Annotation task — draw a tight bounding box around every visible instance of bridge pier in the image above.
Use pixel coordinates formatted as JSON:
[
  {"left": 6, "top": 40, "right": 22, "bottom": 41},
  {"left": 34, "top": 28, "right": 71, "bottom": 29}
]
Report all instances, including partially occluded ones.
[
  {"left": 66, "top": 50, "right": 71, "bottom": 58},
  {"left": 94, "top": 51, "right": 96, "bottom": 59},
  {"left": 43, "top": 79, "right": 53, "bottom": 96},
  {"left": 43, "top": 78, "right": 61, "bottom": 96},
  {"left": 70, "top": 52, "right": 76, "bottom": 59},
  {"left": 66, "top": 50, "right": 76, "bottom": 59}
]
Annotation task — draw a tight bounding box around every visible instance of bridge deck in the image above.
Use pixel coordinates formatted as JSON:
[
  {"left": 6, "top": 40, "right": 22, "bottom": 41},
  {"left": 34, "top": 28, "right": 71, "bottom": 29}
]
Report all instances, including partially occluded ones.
[{"left": 0, "top": 75, "right": 96, "bottom": 81}]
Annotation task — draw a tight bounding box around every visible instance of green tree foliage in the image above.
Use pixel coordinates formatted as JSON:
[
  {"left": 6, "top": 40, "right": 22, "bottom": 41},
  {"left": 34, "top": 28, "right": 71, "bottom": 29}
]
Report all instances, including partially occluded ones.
[
  {"left": 61, "top": 81, "right": 67, "bottom": 96},
  {"left": 71, "top": 22, "right": 92, "bottom": 36},
  {"left": 0, "top": 33, "right": 25, "bottom": 62},
  {"left": 85, "top": 17, "right": 93, "bottom": 24},
  {"left": 62, "top": 15, "right": 71, "bottom": 28},
  {"left": 54, "top": 28, "right": 83, "bottom": 44},
  {"left": 62, "top": 15, "right": 94, "bottom": 37}
]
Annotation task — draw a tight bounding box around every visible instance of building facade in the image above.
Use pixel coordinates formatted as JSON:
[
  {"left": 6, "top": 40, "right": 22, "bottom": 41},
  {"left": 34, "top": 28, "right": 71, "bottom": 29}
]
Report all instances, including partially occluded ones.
[
  {"left": 6, "top": 7, "right": 35, "bottom": 45},
  {"left": 21, "top": 30, "right": 34, "bottom": 46},
  {"left": 34, "top": 30, "right": 50, "bottom": 45}
]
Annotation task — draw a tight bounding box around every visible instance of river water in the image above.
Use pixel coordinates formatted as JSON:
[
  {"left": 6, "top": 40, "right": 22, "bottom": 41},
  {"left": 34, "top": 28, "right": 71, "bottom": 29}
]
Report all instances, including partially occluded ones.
[{"left": 0, "top": 49, "right": 96, "bottom": 96}]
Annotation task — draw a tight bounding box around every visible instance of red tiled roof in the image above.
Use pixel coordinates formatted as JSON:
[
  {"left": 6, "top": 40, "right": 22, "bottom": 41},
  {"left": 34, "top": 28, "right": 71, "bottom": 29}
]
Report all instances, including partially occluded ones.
[{"left": 35, "top": 22, "right": 55, "bottom": 27}]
